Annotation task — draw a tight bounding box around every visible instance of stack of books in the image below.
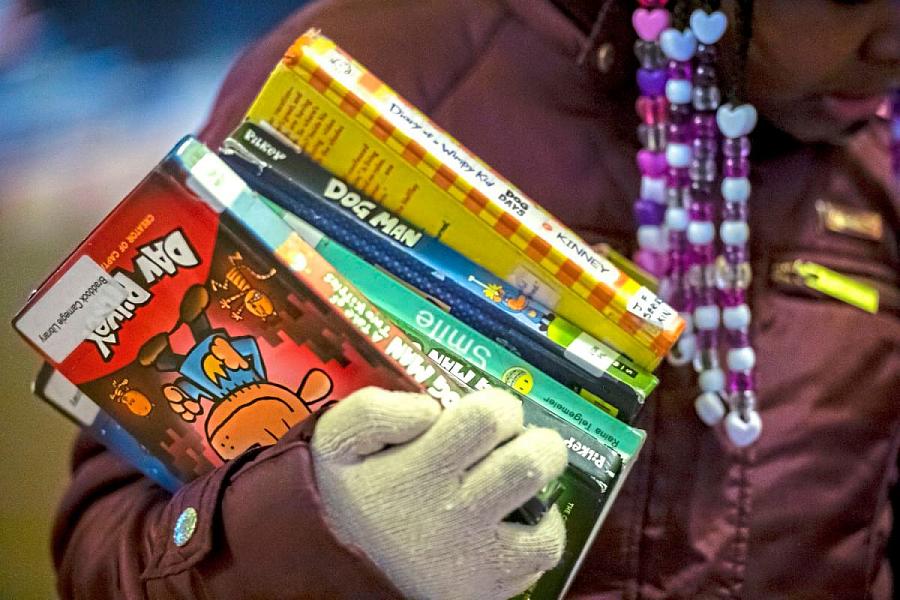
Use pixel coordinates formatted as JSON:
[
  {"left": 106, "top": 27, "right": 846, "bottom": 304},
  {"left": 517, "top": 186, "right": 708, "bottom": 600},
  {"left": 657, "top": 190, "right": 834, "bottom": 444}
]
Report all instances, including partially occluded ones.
[{"left": 14, "top": 31, "right": 683, "bottom": 600}]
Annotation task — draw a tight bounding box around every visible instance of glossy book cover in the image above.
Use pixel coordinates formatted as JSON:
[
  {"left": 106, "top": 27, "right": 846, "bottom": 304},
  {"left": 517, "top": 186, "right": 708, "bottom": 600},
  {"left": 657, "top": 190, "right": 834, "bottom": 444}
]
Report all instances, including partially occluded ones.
[{"left": 14, "top": 137, "right": 423, "bottom": 481}]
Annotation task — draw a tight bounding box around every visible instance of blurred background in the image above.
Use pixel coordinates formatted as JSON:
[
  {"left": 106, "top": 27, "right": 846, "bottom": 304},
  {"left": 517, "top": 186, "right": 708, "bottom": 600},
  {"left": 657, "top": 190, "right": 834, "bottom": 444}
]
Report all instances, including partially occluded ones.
[{"left": 0, "top": 1, "right": 306, "bottom": 596}]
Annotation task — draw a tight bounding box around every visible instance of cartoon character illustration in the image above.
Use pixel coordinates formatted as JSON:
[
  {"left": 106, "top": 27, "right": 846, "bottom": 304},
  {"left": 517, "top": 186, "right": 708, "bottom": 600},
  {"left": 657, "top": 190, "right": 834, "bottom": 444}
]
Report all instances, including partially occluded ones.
[
  {"left": 468, "top": 275, "right": 530, "bottom": 312},
  {"left": 467, "top": 274, "right": 558, "bottom": 330},
  {"left": 211, "top": 251, "right": 277, "bottom": 322},
  {"left": 502, "top": 367, "right": 534, "bottom": 395},
  {"left": 110, "top": 379, "right": 153, "bottom": 416},
  {"left": 138, "top": 284, "right": 332, "bottom": 460}
]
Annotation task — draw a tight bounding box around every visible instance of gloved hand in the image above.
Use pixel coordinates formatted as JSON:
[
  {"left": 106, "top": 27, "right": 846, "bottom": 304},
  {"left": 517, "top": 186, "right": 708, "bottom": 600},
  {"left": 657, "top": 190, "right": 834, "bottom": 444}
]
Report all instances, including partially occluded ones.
[{"left": 311, "top": 387, "right": 568, "bottom": 600}]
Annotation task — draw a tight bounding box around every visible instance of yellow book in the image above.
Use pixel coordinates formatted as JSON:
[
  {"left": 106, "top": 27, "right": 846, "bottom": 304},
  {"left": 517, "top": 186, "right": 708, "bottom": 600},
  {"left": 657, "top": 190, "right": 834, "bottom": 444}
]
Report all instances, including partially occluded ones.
[{"left": 244, "top": 30, "right": 684, "bottom": 370}]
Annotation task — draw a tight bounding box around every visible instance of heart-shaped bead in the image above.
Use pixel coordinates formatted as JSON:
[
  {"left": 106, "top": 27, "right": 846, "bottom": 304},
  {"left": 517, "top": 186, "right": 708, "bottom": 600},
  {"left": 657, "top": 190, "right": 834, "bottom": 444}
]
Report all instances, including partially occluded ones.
[
  {"left": 689, "top": 9, "right": 727, "bottom": 45},
  {"left": 717, "top": 103, "right": 758, "bottom": 138},
  {"left": 637, "top": 68, "right": 667, "bottom": 96},
  {"left": 633, "top": 8, "right": 671, "bottom": 41},
  {"left": 725, "top": 409, "right": 762, "bottom": 447},
  {"left": 637, "top": 149, "right": 668, "bottom": 176},
  {"left": 660, "top": 28, "right": 697, "bottom": 62}
]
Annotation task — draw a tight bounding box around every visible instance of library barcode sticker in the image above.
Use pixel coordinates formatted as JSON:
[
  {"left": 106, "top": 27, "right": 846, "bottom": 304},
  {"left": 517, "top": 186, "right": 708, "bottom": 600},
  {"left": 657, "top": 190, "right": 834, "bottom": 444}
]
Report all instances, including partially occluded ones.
[
  {"left": 15, "top": 256, "right": 125, "bottom": 363},
  {"left": 626, "top": 287, "right": 678, "bottom": 330}
]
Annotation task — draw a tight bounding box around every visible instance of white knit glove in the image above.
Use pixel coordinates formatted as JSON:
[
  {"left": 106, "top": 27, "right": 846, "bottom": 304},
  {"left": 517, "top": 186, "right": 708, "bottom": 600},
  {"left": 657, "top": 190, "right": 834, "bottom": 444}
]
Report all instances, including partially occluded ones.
[{"left": 311, "top": 387, "right": 568, "bottom": 600}]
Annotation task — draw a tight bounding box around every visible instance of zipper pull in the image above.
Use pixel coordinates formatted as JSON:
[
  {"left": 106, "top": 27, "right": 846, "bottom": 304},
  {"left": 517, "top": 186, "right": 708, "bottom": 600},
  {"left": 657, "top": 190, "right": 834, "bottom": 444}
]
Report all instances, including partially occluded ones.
[{"left": 773, "top": 260, "right": 879, "bottom": 314}]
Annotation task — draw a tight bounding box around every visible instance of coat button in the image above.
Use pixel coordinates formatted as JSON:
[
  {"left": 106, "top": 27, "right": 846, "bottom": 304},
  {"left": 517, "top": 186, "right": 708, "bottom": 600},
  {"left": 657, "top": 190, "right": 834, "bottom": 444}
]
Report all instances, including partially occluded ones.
[{"left": 173, "top": 507, "right": 198, "bottom": 547}]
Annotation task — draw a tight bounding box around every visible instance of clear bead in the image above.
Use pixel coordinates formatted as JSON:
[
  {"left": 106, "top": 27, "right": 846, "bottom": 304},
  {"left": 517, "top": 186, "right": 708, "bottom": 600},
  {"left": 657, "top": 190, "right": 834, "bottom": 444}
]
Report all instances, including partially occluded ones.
[
  {"left": 726, "top": 389, "right": 758, "bottom": 412},
  {"left": 692, "top": 85, "right": 721, "bottom": 112},
  {"left": 634, "top": 40, "right": 666, "bottom": 70},
  {"left": 665, "top": 186, "right": 691, "bottom": 207},
  {"left": 722, "top": 136, "right": 752, "bottom": 158},
  {"left": 693, "top": 347, "right": 720, "bottom": 373},
  {"left": 689, "top": 158, "right": 718, "bottom": 182},
  {"left": 687, "top": 262, "right": 717, "bottom": 288},
  {"left": 693, "top": 63, "right": 717, "bottom": 86},
  {"left": 715, "top": 256, "right": 753, "bottom": 290},
  {"left": 638, "top": 123, "right": 667, "bottom": 151}
]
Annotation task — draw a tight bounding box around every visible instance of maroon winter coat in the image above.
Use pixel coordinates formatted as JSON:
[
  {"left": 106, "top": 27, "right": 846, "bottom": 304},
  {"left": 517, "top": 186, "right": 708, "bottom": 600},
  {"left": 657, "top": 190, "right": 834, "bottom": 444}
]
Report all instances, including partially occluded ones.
[{"left": 52, "top": 0, "right": 900, "bottom": 598}]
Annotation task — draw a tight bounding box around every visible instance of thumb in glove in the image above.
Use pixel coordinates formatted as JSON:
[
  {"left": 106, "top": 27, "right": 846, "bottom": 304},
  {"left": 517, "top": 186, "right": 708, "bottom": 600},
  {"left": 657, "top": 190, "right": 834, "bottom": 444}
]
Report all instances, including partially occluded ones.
[{"left": 311, "top": 387, "right": 568, "bottom": 600}]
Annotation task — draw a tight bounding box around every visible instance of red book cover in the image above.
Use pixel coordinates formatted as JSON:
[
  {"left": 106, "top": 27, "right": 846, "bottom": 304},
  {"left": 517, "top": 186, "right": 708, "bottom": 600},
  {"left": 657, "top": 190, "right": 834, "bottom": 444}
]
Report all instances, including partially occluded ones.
[{"left": 13, "top": 139, "right": 422, "bottom": 482}]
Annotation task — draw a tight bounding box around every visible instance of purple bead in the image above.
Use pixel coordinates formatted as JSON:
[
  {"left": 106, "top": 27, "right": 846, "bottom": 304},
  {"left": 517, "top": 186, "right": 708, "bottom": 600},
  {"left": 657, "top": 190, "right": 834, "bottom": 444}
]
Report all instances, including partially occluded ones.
[
  {"left": 694, "top": 63, "right": 717, "bottom": 86},
  {"left": 724, "top": 245, "right": 749, "bottom": 264},
  {"left": 727, "top": 329, "right": 751, "bottom": 347},
  {"left": 692, "top": 113, "right": 718, "bottom": 137},
  {"left": 724, "top": 157, "right": 751, "bottom": 177},
  {"left": 690, "top": 244, "right": 716, "bottom": 265},
  {"left": 667, "top": 168, "right": 691, "bottom": 187},
  {"left": 667, "top": 122, "right": 691, "bottom": 142},
  {"left": 637, "top": 68, "right": 667, "bottom": 96},
  {"left": 689, "top": 201, "right": 716, "bottom": 221},
  {"left": 692, "top": 137, "right": 718, "bottom": 156},
  {"left": 695, "top": 43, "right": 718, "bottom": 63},
  {"left": 691, "top": 180, "right": 716, "bottom": 199},
  {"left": 727, "top": 370, "right": 755, "bottom": 393},
  {"left": 696, "top": 329, "right": 718, "bottom": 350},
  {"left": 667, "top": 61, "right": 692, "bottom": 80},
  {"left": 669, "top": 103, "right": 692, "bottom": 122},
  {"left": 635, "top": 199, "right": 666, "bottom": 225},
  {"left": 719, "top": 288, "right": 747, "bottom": 307},
  {"left": 723, "top": 136, "right": 752, "bottom": 158},
  {"left": 722, "top": 201, "right": 748, "bottom": 221}
]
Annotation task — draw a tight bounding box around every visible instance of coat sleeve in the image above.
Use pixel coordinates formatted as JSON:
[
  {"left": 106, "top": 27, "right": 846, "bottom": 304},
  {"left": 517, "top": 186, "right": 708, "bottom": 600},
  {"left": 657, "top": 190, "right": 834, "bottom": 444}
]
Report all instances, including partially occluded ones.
[{"left": 52, "top": 418, "right": 404, "bottom": 600}]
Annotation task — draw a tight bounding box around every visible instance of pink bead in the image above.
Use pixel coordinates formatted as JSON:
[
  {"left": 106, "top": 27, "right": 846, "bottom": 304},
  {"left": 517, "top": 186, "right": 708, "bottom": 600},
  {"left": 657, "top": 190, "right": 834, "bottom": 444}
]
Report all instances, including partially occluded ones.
[
  {"left": 636, "top": 95, "right": 669, "bottom": 124},
  {"left": 637, "top": 149, "right": 668, "bottom": 176},
  {"left": 638, "top": 0, "right": 667, "bottom": 7},
  {"left": 634, "top": 249, "right": 669, "bottom": 277}
]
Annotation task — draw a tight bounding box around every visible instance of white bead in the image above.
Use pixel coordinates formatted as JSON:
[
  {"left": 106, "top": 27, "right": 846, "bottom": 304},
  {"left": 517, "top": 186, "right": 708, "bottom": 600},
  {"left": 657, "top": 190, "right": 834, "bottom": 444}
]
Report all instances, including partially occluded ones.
[
  {"left": 665, "top": 206, "right": 688, "bottom": 231},
  {"left": 667, "top": 334, "right": 696, "bottom": 366},
  {"left": 666, "top": 143, "right": 692, "bottom": 168},
  {"left": 637, "top": 225, "right": 668, "bottom": 252},
  {"left": 695, "top": 391, "right": 726, "bottom": 425},
  {"left": 725, "top": 409, "right": 762, "bottom": 447},
  {"left": 693, "top": 304, "right": 720, "bottom": 329},
  {"left": 699, "top": 367, "right": 725, "bottom": 392},
  {"left": 687, "top": 220, "right": 715, "bottom": 245},
  {"left": 666, "top": 79, "right": 693, "bottom": 105},
  {"left": 722, "top": 304, "right": 751, "bottom": 330},
  {"left": 720, "top": 220, "right": 750, "bottom": 246},
  {"left": 721, "top": 177, "right": 751, "bottom": 202},
  {"left": 727, "top": 346, "right": 756, "bottom": 371},
  {"left": 641, "top": 176, "right": 666, "bottom": 203}
]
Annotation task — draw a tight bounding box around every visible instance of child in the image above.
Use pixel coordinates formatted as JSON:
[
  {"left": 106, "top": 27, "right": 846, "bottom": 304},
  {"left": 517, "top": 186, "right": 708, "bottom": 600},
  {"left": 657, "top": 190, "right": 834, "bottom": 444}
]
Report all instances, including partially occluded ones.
[{"left": 53, "top": 1, "right": 899, "bottom": 598}]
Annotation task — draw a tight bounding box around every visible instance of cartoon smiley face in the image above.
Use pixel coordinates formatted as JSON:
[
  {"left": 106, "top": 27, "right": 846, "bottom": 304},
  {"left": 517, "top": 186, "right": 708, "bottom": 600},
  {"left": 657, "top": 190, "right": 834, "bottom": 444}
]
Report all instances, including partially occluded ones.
[{"left": 502, "top": 367, "right": 534, "bottom": 395}]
